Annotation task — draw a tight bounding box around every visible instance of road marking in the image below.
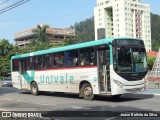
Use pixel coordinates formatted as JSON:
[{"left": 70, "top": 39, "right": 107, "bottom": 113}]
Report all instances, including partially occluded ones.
[
  {"left": 2, "top": 98, "right": 28, "bottom": 103},
  {"left": 16, "top": 99, "right": 28, "bottom": 102},
  {"left": 1, "top": 97, "right": 56, "bottom": 106},
  {"left": 0, "top": 108, "right": 8, "bottom": 111},
  {"left": 105, "top": 116, "right": 118, "bottom": 120},
  {"left": 2, "top": 98, "right": 13, "bottom": 101},
  {"left": 153, "top": 93, "right": 160, "bottom": 96},
  {"left": 70, "top": 106, "right": 91, "bottom": 110},
  {"left": 32, "top": 101, "right": 56, "bottom": 106}
]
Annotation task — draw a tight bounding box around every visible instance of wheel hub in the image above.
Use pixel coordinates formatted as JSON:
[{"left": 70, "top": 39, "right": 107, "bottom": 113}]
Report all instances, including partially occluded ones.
[{"left": 84, "top": 87, "right": 92, "bottom": 96}]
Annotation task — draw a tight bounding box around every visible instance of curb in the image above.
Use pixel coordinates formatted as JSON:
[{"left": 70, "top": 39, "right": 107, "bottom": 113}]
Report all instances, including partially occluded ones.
[{"left": 139, "top": 93, "right": 160, "bottom": 96}]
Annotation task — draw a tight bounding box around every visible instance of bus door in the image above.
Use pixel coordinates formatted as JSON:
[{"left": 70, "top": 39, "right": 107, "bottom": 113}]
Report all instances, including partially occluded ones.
[
  {"left": 97, "top": 47, "right": 111, "bottom": 93},
  {"left": 19, "top": 60, "right": 27, "bottom": 90}
]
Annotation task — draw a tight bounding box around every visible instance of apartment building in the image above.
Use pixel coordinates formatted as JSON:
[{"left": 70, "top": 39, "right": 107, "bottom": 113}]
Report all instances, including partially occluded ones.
[
  {"left": 14, "top": 25, "right": 76, "bottom": 47},
  {"left": 94, "top": 0, "right": 151, "bottom": 51}
]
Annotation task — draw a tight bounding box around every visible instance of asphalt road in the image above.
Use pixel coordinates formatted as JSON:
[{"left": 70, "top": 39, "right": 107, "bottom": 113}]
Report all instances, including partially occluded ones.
[{"left": 0, "top": 87, "right": 160, "bottom": 120}]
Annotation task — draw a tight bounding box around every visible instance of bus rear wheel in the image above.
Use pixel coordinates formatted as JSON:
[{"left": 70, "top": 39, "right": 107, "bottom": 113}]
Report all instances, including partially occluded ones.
[
  {"left": 31, "top": 82, "right": 39, "bottom": 96},
  {"left": 81, "top": 83, "right": 94, "bottom": 100}
]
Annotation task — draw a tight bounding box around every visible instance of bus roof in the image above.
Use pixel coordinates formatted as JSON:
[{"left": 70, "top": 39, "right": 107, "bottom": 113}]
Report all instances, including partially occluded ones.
[{"left": 11, "top": 37, "right": 141, "bottom": 59}]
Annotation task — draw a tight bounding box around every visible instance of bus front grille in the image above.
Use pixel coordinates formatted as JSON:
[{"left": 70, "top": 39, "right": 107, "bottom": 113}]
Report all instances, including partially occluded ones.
[{"left": 125, "top": 87, "right": 144, "bottom": 92}]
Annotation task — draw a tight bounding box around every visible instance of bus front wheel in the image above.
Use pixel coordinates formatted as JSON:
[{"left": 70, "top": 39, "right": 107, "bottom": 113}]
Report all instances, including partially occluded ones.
[
  {"left": 31, "top": 82, "right": 39, "bottom": 96},
  {"left": 81, "top": 83, "right": 94, "bottom": 100}
]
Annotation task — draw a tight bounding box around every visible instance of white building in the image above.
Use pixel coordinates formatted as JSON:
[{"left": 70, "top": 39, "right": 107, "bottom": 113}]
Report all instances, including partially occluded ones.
[{"left": 94, "top": 0, "right": 151, "bottom": 51}]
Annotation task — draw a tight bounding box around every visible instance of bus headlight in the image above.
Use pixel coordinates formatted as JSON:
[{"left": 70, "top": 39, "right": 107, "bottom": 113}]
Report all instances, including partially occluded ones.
[{"left": 113, "top": 79, "right": 124, "bottom": 88}]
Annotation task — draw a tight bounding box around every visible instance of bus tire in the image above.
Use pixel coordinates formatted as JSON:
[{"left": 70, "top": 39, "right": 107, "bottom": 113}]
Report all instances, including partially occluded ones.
[
  {"left": 81, "top": 83, "right": 94, "bottom": 100},
  {"left": 31, "top": 82, "right": 39, "bottom": 96}
]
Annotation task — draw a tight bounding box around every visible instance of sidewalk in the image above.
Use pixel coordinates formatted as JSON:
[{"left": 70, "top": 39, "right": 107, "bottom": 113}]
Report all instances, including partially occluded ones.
[
  {"left": 140, "top": 88, "right": 160, "bottom": 95},
  {"left": 140, "top": 81, "right": 160, "bottom": 95}
]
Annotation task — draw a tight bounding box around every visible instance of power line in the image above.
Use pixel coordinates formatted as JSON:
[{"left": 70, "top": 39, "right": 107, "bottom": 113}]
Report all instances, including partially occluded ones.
[
  {"left": 0, "top": 0, "right": 9, "bottom": 6},
  {"left": 0, "top": 0, "right": 30, "bottom": 14},
  {"left": 0, "top": 0, "right": 30, "bottom": 12},
  {"left": 0, "top": 0, "right": 28, "bottom": 12}
]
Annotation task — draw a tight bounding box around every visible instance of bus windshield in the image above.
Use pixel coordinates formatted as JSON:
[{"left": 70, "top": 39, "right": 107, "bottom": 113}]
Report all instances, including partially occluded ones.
[{"left": 113, "top": 39, "right": 147, "bottom": 73}]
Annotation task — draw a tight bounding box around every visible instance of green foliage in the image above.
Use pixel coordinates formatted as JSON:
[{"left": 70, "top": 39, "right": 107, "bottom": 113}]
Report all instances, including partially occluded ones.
[
  {"left": 71, "top": 17, "right": 95, "bottom": 42},
  {"left": 147, "top": 56, "right": 156, "bottom": 70},
  {"left": 25, "top": 41, "right": 50, "bottom": 52},
  {"left": 32, "top": 24, "right": 51, "bottom": 43},
  {"left": 61, "top": 38, "right": 79, "bottom": 46},
  {"left": 49, "top": 42, "right": 63, "bottom": 48},
  {"left": 0, "top": 39, "right": 14, "bottom": 79},
  {"left": 49, "top": 38, "right": 79, "bottom": 48},
  {"left": 18, "top": 25, "right": 52, "bottom": 52},
  {"left": 151, "top": 13, "right": 160, "bottom": 51}
]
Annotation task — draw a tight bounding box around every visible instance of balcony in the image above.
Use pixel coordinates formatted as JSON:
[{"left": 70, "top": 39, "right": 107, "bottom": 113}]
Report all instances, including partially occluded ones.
[
  {"left": 47, "top": 28, "right": 76, "bottom": 36},
  {"left": 14, "top": 30, "right": 35, "bottom": 40},
  {"left": 16, "top": 40, "right": 31, "bottom": 46}
]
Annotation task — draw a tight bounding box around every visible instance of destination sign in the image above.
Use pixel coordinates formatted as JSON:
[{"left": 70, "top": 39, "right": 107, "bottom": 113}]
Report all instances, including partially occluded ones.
[{"left": 112, "top": 39, "right": 143, "bottom": 46}]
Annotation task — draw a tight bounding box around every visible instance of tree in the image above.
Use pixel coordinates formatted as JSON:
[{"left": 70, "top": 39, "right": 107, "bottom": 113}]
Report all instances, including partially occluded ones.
[
  {"left": 0, "top": 39, "right": 14, "bottom": 79},
  {"left": 62, "top": 38, "right": 79, "bottom": 46},
  {"left": 71, "top": 17, "right": 95, "bottom": 43},
  {"left": 151, "top": 13, "right": 160, "bottom": 51},
  {"left": 49, "top": 38, "right": 78, "bottom": 49},
  {"left": 152, "top": 39, "right": 160, "bottom": 51},
  {"left": 22, "top": 24, "right": 53, "bottom": 52},
  {"left": 147, "top": 56, "right": 156, "bottom": 70},
  {"left": 32, "top": 24, "right": 51, "bottom": 43},
  {"left": 26, "top": 40, "right": 50, "bottom": 52}
]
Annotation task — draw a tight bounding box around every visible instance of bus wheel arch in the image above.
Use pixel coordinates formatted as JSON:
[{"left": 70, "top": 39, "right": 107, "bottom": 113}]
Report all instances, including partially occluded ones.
[
  {"left": 79, "top": 81, "right": 94, "bottom": 100},
  {"left": 30, "top": 81, "right": 39, "bottom": 96}
]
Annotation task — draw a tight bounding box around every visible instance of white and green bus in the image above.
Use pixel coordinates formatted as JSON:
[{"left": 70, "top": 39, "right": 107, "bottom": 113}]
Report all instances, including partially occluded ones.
[{"left": 11, "top": 38, "right": 147, "bottom": 100}]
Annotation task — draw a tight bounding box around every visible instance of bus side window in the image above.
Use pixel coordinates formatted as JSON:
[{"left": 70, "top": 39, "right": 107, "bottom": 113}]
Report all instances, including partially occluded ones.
[
  {"left": 34, "top": 56, "right": 43, "bottom": 70},
  {"left": 54, "top": 52, "right": 64, "bottom": 68},
  {"left": 44, "top": 53, "right": 54, "bottom": 69},
  {"left": 13, "top": 59, "right": 19, "bottom": 71},
  {"left": 80, "top": 47, "right": 95, "bottom": 66},
  {"left": 26, "top": 57, "right": 34, "bottom": 70},
  {"left": 65, "top": 51, "right": 73, "bottom": 67},
  {"left": 21, "top": 60, "right": 26, "bottom": 74},
  {"left": 65, "top": 50, "right": 78, "bottom": 67}
]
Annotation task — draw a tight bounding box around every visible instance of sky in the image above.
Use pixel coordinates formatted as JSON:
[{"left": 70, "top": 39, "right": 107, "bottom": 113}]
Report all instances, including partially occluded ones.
[{"left": 0, "top": 0, "right": 159, "bottom": 44}]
